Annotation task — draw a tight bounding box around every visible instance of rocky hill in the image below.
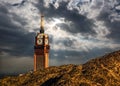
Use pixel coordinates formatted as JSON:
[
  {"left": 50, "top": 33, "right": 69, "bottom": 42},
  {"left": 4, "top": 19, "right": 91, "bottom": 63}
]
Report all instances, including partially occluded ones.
[{"left": 0, "top": 50, "right": 120, "bottom": 86}]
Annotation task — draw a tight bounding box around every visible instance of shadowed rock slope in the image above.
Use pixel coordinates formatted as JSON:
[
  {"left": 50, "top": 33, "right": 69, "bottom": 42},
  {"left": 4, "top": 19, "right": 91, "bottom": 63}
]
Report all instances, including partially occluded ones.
[{"left": 0, "top": 50, "right": 120, "bottom": 86}]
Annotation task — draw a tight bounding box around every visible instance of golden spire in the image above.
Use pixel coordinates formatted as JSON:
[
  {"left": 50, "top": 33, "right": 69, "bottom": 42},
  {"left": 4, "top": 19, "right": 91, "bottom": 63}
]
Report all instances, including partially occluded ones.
[{"left": 40, "top": 13, "right": 44, "bottom": 33}]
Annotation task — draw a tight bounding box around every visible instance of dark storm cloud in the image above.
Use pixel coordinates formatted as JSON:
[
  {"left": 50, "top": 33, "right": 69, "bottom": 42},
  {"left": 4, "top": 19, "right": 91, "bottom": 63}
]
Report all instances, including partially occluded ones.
[
  {"left": 12, "top": 0, "right": 26, "bottom": 6},
  {"left": 0, "top": 3, "right": 35, "bottom": 57},
  {"left": 34, "top": 0, "right": 96, "bottom": 35},
  {"left": 33, "top": 0, "right": 120, "bottom": 63},
  {"left": 0, "top": 2, "right": 35, "bottom": 75},
  {"left": 97, "top": 3, "right": 120, "bottom": 43},
  {"left": 50, "top": 47, "right": 116, "bottom": 65}
]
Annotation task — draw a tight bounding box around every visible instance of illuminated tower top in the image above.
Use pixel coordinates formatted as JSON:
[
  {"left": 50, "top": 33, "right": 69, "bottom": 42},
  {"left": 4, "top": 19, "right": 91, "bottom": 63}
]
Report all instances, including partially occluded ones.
[{"left": 40, "top": 14, "right": 44, "bottom": 33}]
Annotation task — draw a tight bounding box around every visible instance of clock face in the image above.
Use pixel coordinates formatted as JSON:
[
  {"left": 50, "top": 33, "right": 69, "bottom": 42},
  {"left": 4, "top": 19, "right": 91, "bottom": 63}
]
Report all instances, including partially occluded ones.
[
  {"left": 37, "top": 39, "right": 43, "bottom": 45},
  {"left": 45, "top": 39, "right": 48, "bottom": 45},
  {"left": 37, "top": 34, "right": 43, "bottom": 38}
]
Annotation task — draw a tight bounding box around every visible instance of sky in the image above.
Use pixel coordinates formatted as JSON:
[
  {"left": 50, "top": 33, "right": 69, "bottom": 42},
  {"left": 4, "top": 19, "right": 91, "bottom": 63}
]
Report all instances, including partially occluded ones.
[{"left": 0, "top": 0, "right": 120, "bottom": 75}]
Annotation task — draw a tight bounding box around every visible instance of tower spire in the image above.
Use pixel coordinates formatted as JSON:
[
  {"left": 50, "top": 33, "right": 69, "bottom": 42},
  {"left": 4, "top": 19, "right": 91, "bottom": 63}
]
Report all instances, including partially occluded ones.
[{"left": 40, "top": 13, "right": 44, "bottom": 33}]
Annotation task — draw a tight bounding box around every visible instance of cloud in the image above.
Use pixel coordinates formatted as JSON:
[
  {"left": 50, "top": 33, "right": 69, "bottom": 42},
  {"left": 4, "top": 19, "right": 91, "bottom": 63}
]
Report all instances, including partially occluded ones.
[
  {"left": 97, "top": 0, "right": 120, "bottom": 42},
  {"left": 0, "top": 0, "right": 120, "bottom": 75},
  {"left": 0, "top": 1, "right": 37, "bottom": 57},
  {"left": 34, "top": 0, "right": 120, "bottom": 50}
]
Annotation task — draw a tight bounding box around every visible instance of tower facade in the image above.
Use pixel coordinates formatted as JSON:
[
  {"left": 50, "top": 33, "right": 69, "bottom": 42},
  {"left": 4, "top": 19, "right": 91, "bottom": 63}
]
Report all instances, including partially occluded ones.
[{"left": 34, "top": 15, "right": 50, "bottom": 71}]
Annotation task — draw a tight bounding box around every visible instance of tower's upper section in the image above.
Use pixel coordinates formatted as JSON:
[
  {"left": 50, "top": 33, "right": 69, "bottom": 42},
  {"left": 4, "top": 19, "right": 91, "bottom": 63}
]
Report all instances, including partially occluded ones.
[
  {"left": 34, "top": 14, "right": 50, "bottom": 48},
  {"left": 40, "top": 14, "right": 44, "bottom": 33}
]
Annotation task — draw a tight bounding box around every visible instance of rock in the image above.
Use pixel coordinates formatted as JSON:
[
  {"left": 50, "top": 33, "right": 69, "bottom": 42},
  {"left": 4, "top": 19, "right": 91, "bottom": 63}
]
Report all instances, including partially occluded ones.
[{"left": 0, "top": 50, "right": 120, "bottom": 86}]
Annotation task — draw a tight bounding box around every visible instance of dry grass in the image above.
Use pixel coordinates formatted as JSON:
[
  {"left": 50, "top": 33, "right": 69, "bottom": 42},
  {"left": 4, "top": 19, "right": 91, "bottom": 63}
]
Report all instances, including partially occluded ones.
[{"left": 0, "top": 50, "right": 120, "bottom": 86}]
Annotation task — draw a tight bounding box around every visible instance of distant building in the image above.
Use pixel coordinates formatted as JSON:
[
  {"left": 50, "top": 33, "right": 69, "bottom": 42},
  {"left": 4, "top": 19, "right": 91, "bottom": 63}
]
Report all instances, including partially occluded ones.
[{"left": 34, "top": 14, "right": 50, "bottom": 71}]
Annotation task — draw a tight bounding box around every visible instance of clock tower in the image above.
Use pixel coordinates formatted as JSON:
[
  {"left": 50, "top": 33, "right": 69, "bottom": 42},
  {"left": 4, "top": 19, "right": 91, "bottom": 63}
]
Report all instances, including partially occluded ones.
[{"left": 34, "top": 14, "right": 50, "bottom": 71}]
